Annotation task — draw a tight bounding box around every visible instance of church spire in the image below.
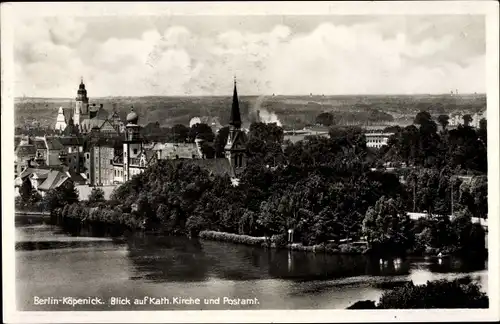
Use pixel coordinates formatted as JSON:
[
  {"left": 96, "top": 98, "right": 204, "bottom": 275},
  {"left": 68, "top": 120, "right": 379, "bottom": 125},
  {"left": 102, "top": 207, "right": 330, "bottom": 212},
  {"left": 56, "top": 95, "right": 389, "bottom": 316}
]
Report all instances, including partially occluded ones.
[{"left": 229, "top": 76, "right": 241, "bottom": 129}]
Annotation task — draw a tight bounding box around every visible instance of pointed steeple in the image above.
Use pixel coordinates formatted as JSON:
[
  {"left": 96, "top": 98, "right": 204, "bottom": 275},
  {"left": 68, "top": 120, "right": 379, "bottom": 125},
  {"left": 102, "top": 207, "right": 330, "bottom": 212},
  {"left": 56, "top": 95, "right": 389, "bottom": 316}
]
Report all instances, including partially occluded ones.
[{"left": 229, "top": 76, "right": 241, "bottom": 129}]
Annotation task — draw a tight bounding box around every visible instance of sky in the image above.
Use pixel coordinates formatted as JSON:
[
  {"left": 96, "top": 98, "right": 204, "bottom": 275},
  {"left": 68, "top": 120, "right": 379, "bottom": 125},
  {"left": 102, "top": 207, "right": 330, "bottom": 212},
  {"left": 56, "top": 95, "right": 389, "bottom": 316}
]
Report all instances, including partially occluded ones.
[{"left": 14, "top": 15, "right": 486, "bottom": 97}]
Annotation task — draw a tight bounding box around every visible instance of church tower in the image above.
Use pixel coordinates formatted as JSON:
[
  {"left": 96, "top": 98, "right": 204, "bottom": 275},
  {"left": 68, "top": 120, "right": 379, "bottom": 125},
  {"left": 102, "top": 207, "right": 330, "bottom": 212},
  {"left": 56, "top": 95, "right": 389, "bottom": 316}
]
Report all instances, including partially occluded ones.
[
  {"left": 74, "top": 78, "right": 89, "bottom": 126},
  {"left": 55, "top": 106, "right": 67, "bottom": 132},
  {"left": 224, "top": 77, "right": 247, "bottom": 175},
  {"left": 123, "top": 107, "right": 143, "bottom": 182}
]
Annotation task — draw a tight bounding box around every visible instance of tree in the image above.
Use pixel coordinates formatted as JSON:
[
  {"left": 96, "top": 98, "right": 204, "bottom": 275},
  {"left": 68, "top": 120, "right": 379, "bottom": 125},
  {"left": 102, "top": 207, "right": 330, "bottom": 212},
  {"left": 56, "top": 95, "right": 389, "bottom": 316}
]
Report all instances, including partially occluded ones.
[
  {"left": 315, "top": 112, "right": 335, "bottom": 126},
  {"left": 377, "top": 279, "right": 488, "bottom": 309},
  {"left": 43, "top": 181, "right": 79, "bottom": 213},
  {"left": 328, "top": 126, "right": 367, "bottom": 154},
  {"left": 59, "top": 181, "right": 79, "bottom": 205},
  {"left": 200, "top": 142, "right": 215, "bottom": 159},
  {"left": 362, "top": 196, "right": 414, "bottom": 254},
  {"left": 171, "top": 124, "right": 189, "bottom": 142},
  {"left": 189, "top": 123, "right": 215, "bottom": 142},
  {"left": 478, "top": 118, "right": 487, "bottom": 145},
  {"left": 249, "top": 122, "right": 284, "bottom": 144},
  {"left": 437, "top": 114, "right": 450, "bottom": 131},
  {"left": 451, "top": 209, "right": 486, "bottom": 255},
  {"left": 463, "top": 114, "right": 473, "bottom": 127},
  {"left": 20, "top": 177, "right": 33, "bottom": 202},
  {"left": 214, "top": 126, "right": 230, "bottom": 158},
  {"left": 88, "top": 187, "right": 105, "bottom": 205}
]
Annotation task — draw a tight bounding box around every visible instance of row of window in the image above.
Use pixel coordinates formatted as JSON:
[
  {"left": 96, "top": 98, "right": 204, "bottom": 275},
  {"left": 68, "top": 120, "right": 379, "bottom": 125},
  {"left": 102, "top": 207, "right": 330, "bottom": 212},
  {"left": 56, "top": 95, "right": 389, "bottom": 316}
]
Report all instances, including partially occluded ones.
[{"left": 367, "top": 139, "right": 388, "bottom": 144}]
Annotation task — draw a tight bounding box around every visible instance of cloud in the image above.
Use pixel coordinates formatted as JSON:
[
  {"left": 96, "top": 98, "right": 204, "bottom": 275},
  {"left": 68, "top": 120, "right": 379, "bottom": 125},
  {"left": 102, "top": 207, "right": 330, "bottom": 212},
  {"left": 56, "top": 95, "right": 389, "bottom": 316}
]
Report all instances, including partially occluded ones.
[{"left": 14, "top": 16, "right": 485, "bottom": 97}]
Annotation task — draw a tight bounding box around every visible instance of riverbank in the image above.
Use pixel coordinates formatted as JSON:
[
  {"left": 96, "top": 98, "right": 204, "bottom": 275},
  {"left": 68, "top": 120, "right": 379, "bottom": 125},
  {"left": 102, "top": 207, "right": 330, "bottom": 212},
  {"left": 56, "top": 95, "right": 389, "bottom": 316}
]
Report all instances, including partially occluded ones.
[
  {"left": 198, "top": 230, "right": 488, "bottom": 258},
  {"left": 199, "top": 230, "right": 368, "bottom": 255}
]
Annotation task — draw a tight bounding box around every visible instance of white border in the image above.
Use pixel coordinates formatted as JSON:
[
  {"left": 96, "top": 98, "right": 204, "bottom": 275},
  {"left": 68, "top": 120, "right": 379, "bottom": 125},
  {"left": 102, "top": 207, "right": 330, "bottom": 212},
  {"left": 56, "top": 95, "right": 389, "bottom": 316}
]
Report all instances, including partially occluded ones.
[{"left": 2, "top": 1, "right": 499, "bottom": 323}]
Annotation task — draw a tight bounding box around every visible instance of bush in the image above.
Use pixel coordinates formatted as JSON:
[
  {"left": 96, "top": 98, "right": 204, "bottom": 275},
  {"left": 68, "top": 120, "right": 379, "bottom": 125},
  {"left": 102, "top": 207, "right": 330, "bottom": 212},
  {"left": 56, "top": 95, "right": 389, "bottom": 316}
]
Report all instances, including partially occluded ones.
[
  {"left": 270, "top": 233, "right": 288, "bottom": 247},
  {"left": 377, "top": 279, "right": 488, "bottom": 309},
  {"left": 347, "top": 300, "right": 377, "bottom": 309},
  {"left": 339, "top": 244, "right": 365, "bottom": 254},
  {"left": 199, "top": 231, "right": 266, "bottom": 246}
]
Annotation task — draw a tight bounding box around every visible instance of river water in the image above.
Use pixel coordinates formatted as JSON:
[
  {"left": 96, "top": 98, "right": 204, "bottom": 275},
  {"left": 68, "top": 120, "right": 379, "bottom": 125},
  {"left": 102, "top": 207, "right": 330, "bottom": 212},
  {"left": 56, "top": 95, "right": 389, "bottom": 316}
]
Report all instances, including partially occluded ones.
[{"left": 16, "top": 224, "right": 488, "bottom": 311}]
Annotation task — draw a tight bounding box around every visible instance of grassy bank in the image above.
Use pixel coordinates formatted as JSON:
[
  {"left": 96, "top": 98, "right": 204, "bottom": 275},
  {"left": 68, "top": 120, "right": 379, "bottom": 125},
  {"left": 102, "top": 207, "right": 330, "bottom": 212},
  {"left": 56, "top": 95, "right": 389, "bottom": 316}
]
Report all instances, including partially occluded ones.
[{"left": 198, "top": 230, "right": 367, "bottom": 255}]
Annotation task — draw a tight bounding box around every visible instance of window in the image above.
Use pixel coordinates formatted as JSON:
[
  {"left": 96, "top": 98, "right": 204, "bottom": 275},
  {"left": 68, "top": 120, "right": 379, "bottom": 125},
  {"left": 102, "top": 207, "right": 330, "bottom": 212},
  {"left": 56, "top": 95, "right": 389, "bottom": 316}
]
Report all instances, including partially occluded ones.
[
  {"left": 86, "top": 153, "right": 90, "bottom": 159},
  {"left": 110, "top": 159, "right": 113, "bottom": 164},
  {"left": 133, "top": 149, "right": 138, "bottom": 155}
]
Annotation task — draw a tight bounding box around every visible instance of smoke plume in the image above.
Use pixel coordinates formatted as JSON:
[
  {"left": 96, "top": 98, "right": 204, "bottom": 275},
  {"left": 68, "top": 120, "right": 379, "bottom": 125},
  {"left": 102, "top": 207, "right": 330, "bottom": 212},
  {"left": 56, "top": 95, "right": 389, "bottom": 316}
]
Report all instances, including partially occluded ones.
[{"left": 250, "top": 96, "right": 282, "bottom": 126}]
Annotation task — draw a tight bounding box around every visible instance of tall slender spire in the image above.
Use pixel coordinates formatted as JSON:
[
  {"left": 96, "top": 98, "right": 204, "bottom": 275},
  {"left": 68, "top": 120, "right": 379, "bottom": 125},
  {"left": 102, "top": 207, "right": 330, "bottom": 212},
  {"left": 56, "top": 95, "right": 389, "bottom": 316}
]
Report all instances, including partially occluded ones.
[{"left": 229, "top": 76, "right": 241, "bottom": 128}]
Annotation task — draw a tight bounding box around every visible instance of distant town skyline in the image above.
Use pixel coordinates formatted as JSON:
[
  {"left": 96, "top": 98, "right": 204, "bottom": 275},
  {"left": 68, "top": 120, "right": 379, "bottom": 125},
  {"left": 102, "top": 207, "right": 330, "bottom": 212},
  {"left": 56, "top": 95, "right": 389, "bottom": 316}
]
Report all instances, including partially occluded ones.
[{"left": 14, "top": 14, "right": 485, "bottom": 97}]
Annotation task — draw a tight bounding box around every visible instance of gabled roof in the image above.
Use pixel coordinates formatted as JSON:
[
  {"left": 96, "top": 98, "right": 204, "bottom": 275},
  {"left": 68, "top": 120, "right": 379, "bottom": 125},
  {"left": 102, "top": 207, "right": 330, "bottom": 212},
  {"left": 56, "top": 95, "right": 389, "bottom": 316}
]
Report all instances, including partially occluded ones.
[
  {"left": 32, "top": 172, "right": 49, "bottom": 180},
  {"left": 15, "top": 144, "right": 36, "bottom": 157},
  {"left": 17, "top": 167, "right": 51, "bottom": 180},
  {"left": 63, "top": 122, "right": 80, "bottom": 136},
  {"left": 80, "top": 118, "right": 107, "bottom": 132},
  {"left": 224, "top": 130, "right": 247, "bottom": 151},
  {"left": 94, "top": 107, "right": 110, "bottom": 120},
  {"left": 63, "top": 108, "right": 73, "bottom": 123},
  {"left": 67, "top": 171, "right": 86, "bottom": 184},
  {"left": 37, "top": 170, "right": 70, "bottom": 191},
  {"left": 45, "top": 137, "right": 64, "bottom": 150}
]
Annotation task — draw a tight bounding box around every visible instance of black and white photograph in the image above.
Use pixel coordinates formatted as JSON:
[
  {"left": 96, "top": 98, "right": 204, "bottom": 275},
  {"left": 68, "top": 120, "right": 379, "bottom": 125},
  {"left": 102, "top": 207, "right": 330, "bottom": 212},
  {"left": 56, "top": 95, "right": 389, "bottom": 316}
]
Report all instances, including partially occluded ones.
[{"left": 2, "top": 1, "right": 499, "bottom": 323}]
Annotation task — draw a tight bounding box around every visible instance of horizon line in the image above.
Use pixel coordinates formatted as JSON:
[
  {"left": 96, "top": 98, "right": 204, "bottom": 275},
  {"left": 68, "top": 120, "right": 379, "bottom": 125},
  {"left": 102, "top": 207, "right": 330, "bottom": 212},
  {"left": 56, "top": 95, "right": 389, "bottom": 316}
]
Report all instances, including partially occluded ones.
[{"left": 15, "top": 93, "right": 487, "bottom": 100}]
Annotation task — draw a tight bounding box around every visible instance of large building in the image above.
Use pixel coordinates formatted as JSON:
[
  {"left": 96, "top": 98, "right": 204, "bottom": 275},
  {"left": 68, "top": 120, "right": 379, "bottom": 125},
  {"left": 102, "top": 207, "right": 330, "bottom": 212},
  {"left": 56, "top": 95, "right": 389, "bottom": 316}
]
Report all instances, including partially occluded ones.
[
  {"left": 365, "top": 132, "right": 394, "bottom": 149},
  {"left": 171, "top": 78, "right": 248, "bottom": 181},
  {"left": 224, "top": 78, "right": 247, "bottom": 175},
  {"left": 55, "top": 79, "right": 124, "bottom": 134},
  {"left": 49, "top": 77, "right": 248, "bottom": 188}
]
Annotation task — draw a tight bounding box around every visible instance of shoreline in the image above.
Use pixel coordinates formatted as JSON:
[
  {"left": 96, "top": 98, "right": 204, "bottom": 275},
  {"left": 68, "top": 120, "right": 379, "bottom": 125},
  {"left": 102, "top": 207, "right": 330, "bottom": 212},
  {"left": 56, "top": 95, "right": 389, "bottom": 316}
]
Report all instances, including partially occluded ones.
[{"left": 197, "top": 230, "right": 488, "bottom": 259}]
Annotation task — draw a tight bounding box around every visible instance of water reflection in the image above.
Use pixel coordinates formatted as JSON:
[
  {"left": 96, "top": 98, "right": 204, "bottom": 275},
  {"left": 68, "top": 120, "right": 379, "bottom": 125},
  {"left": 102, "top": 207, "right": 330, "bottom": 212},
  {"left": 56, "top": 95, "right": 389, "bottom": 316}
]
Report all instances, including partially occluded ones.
[
  {"left": 124, "top": 235, "right": 415, "bottom": 283},
  {"left": 16, "top": 224, "right": 489, "bottom": 311}
]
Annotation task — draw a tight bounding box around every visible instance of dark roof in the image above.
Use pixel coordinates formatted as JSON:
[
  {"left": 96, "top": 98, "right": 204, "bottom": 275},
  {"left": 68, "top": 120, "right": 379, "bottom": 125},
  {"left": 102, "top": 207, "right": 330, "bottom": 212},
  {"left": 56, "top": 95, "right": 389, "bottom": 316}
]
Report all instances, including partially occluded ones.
[
  {"left": 172, "top": 158, "right": 234, "bottom": 177},
  {"left": 37, "top": 170, "right": 70, "bottom": 191},
  {"left": 224, "top": 130, "right": 247, "bottom": 151},
  {"left": 230, "top": 80, "right": 241, "bottom": 128},
  {"left": 80, "top": 118, "right": 107, "bottom": 132},
  {"left": 45, "top": 137, "right": 64, "bottom": 150},
  {"left": 17, "top": 168, "right": 51, "bottom": 180},
  {"left": 59, "top": 136, "right": 82, "bottom": 146},
  {"left": 94, "top": 107, "right": 109, "bottom": 120},
  {"left": 89, "top": 136, "right": 122, "bottom": 148},
  {"left": 89, "top": 104, "right": 100, "bottom": 112},
  {"left": 63, "top": 108, "right": 73, "bottom": 123},
  {"left": 15, "top": 144, "right": 36, "bottom": 156},
  {"left": 63, "top": 122, "right": 80, "bottom": 136},
  {"left": 67, "top": 171, "right": 86, "bottom": 184}
]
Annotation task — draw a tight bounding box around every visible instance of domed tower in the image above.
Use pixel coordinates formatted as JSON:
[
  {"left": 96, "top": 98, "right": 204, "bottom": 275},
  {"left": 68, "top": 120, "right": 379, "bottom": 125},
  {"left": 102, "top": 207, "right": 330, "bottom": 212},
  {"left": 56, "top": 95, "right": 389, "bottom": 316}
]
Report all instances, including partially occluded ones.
[
  {"left": 224, "top": 77, "right": 247, "bottom": 174},
  {"left": 123, "top": 107, "right": 143, "bottom": 182},
  {"left": 74, "top": 77, "right": 89, "bottom": 125}
]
